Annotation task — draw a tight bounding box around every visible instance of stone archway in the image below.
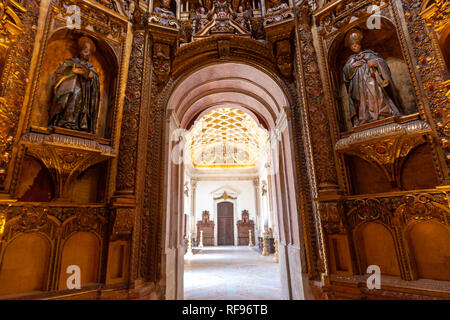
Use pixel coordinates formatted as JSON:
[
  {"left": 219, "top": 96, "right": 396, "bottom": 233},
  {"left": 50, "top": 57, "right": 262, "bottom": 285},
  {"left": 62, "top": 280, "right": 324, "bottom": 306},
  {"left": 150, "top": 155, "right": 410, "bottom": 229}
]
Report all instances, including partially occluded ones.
[{"left": 152, "top": 41, "right": 314, "bottom": 299}]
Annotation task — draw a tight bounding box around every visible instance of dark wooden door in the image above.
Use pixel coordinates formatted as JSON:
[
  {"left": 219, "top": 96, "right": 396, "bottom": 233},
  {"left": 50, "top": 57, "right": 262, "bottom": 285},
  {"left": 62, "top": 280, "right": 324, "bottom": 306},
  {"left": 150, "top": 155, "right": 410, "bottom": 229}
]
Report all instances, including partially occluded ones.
[{"left": 217, "top": 202, "right": 234, "bottom": 245}]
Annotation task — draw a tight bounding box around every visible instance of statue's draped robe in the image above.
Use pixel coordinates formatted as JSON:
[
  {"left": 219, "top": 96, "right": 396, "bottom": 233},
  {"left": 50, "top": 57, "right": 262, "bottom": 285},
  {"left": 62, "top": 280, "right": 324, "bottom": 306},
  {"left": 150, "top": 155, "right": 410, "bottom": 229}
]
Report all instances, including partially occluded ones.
[
  {"left": 49, "top": 57, "right": 100, "bottom": 133},
  {"left": 343, "top": 49, "right": 401, "bottom": 126}
]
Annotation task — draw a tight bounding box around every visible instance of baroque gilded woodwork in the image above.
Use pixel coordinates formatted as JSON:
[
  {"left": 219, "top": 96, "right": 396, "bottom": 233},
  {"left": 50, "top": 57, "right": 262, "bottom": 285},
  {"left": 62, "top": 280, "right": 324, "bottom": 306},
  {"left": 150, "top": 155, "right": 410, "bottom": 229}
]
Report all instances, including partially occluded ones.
[
  {"left": 53, "top": 0, "right": 127, "bottom": 45},
  {"left": 21, "top": 130, "right": 115, "bottom": 199},
  {"left": 396, "top": 0, "right": 449, "bottom": 176},
  {"left": 420, "top": 0, "right": 450, "bottom": 35},
  {"left": 0, "top": 0, "right": 39, "bottom": 192},
  {"left": 344, "top": 192, "right": 450, "bottom": 229},
  {"left": 111, "top": 207, "right": 135, "bottom": 238},
  {"left": 12, "top": 0, "right": 131, "bottom": 201},
  {"left": 0, "top": 0, "right": 449, "bottom": 300},
  {"left": 335, "top": 118, "right": 432, "bottom": 187},
  {"left": 0, "top": 203, "right": 108, "bottom": 242},
  {"left": 116, "top": 31, "right": 145, "bottom": 194},
  {"left": 318, "top": 201, "right": 345, "bottom": 234},
  {"left": 295, "top": 9, "right": 339, "bottom": 193}
]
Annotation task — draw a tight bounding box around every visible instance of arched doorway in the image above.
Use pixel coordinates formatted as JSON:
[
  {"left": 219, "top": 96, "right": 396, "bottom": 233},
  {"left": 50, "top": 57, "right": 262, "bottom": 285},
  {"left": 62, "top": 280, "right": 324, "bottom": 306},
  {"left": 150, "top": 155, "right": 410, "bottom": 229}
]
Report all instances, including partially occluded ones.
[{"left": 158, "top": 41, "right": 312, "bottom": 300}]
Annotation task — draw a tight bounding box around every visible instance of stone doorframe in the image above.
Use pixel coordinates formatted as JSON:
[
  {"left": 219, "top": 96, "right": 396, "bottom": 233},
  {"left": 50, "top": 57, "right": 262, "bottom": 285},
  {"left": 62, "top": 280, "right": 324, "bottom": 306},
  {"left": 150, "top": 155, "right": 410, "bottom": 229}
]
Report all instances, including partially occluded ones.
[{"left": 152, "top": 39, "right": 315, "bottom": 300}]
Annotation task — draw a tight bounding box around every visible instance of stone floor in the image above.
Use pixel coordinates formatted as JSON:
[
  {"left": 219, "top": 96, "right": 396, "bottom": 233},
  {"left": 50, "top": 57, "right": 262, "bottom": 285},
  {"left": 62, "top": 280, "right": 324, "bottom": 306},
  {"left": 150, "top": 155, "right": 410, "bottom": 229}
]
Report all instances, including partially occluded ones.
[{"left": 184, "top": 245, "right": 282, "bottom": 300}]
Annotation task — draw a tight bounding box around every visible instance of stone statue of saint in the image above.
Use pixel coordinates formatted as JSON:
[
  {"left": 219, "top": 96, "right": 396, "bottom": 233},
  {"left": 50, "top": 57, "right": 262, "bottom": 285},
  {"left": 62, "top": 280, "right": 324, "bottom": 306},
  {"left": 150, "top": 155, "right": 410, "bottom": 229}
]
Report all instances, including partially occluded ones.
[
  {"left": 343, "top": 29, "right": 402, "bottom": 126},
  {"left": 153, "top": 0, "right": 175, "bottom": 17},
  {"left": 48, "top": 36, "right": 100, "bottom": 134}
]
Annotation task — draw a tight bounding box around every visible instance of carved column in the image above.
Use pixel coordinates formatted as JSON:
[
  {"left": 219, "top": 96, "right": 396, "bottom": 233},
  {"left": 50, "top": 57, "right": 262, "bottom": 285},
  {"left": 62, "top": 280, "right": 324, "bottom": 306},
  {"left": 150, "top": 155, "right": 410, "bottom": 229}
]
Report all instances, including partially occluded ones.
[
  {"left": 253, "top": 177, "right": 261, "bottom": 238},
  {"left": 112, "top": 29, "right": 152, "bottom": 287},
  {"left": 139, "top": 17, "right": 178, "bottom": 286},
  {"left": 293, "top": 3, "right": 340, "bottom": 197},
  {"left": 190, "top": 179, "right": 197, "bottom": 239},
  {"left": 290, "top": 1, "right": 343, "bottom": 282}
]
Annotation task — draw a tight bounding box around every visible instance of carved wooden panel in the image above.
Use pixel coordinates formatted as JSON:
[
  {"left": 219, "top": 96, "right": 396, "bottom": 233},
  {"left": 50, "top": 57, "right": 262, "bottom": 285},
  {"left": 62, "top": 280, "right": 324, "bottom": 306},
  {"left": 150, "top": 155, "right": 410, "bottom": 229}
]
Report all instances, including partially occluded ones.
[
  {"left": 217, "top": 202, "right": 234, "bottom": 245},
  {"left": 197, "top": 211, "right": 214, "bottom": 246},
  {"left": 236, "top": 210, "right": 255, "bottom": 246}
]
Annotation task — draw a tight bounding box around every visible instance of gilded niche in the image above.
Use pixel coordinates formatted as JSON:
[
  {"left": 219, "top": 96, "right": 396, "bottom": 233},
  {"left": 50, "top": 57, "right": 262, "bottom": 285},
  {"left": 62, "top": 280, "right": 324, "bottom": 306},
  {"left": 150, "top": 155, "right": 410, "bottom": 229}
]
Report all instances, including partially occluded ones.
[
  {"left": 30, "top": 31, "right": 116, "bottom": 139},
  {"left": 48, "top": 36, "right": 100, "bottom": 134},
  {"left": 343, "top": 29, "right": 402, "bottom": 127},
  {"left": 331, "top": 27, "right": 417, "bottom": 132}
]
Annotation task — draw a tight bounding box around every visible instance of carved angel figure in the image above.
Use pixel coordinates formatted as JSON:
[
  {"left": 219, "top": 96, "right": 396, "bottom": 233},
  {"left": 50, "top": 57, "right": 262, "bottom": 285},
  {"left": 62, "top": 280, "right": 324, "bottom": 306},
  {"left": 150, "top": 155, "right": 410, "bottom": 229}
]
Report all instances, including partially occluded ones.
[
  {"left": 234, "top": 5, "right": 250, "bottom": 31},
  {"left": 343, "top": 29, "right": 402, "bottom": 126},
  {"left": 194, "top": 7, "right": 211, "bottom": 32},
  {"left": 211, "top": 0, "right": 233, "bottom": 19},
  {"left": 48, "top": 37, "right": 100, "bottom": 134}
]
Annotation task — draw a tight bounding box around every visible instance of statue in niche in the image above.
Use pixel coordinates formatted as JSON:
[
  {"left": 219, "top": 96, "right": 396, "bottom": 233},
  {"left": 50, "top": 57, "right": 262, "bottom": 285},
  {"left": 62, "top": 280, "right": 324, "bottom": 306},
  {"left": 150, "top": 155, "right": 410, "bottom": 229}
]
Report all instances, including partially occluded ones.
[
  {"left": 233, "top": 5, "right": 250, "bottom": 31},
  {"left": 266, "top": 0, "right": 288, "bottom": 14},
  {"left": 194, "top": 7, "right": 212, "bottom": 32},
  {"left": 343, "top": 29, "right": 402, "bottom": 126},
  {"left": 48, "top": 36, "right": 100, "bottom": 134},
  {"left": 153, "top": 0, "right": 175, "bottom": 17}
]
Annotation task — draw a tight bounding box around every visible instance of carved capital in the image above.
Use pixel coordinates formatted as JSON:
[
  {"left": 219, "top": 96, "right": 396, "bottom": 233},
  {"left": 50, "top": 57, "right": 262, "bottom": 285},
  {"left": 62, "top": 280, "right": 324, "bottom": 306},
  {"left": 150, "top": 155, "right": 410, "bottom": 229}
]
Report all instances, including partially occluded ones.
[
  {"left": 318, "top": 201, "right": 345, "bottom": 234},
  {"left": 112, "top": 207, "right": 135, "bottom": 239}
]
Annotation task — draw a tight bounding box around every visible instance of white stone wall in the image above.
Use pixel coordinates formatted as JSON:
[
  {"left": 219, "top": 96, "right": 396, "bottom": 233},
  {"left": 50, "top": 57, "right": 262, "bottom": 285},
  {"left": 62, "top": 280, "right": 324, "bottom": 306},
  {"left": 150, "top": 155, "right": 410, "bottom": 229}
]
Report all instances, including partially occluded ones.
[{"left": 193, "top": 179, "right": 256, "bottom": 245}]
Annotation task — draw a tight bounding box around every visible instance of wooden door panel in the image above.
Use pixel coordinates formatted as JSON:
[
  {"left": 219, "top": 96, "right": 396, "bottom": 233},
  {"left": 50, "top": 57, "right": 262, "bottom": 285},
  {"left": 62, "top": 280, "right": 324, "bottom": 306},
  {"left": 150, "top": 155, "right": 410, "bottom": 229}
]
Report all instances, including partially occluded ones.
[{"left": 218, "top": 202, "right": 234, "bottom": 245}]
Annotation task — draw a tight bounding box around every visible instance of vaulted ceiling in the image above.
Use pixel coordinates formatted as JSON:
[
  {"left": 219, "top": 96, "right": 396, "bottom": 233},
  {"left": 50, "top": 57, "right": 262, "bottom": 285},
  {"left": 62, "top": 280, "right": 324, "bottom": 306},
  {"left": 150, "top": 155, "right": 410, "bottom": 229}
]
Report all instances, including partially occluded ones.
[{"left": 186, "top": 107, "right": 269, "bottom": 169}]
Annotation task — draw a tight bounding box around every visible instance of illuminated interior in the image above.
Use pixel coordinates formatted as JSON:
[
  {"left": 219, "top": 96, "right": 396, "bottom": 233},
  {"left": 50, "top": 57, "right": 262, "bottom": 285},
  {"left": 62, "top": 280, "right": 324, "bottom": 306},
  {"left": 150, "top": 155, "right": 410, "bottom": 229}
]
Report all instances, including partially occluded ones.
[{"left": 185, "top": 108, "right": 269, "bottom": 169}]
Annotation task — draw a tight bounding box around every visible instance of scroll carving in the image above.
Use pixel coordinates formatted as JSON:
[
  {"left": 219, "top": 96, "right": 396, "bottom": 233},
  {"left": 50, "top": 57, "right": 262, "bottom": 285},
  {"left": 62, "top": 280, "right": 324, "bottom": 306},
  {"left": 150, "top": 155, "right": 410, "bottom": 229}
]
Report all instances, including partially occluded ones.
[{"left": 344, "top": 192, "right": 450, "bottom": 229}]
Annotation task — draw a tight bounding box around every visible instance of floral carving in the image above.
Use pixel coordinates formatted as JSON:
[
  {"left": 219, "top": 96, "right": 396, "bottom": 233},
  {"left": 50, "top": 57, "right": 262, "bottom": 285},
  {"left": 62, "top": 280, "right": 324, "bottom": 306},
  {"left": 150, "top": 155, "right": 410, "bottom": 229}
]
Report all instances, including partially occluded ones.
[
  {"left": 400, "top": 0, "right": 450, "bottom": 167},
  {"left": 297, "top": 25, "right": 338, "bottom": 190},
  {"left": 116, "top": 32, "right": 145, "bottom": 192}
]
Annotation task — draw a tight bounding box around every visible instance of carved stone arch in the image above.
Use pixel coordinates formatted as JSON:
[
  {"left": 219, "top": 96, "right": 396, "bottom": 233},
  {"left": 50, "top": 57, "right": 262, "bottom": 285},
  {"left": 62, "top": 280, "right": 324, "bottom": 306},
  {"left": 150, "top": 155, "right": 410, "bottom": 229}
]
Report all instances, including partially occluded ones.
[{"left": 141, "top": 36, "right": 316, "bottom": 299}]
